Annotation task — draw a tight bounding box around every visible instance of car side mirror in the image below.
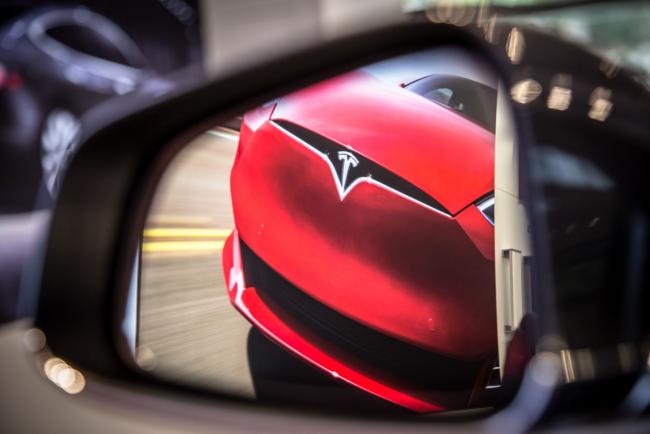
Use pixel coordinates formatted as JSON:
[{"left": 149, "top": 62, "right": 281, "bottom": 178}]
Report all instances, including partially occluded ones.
[{"left": 32, "top": 20, "right": 650, "bottom": 425}]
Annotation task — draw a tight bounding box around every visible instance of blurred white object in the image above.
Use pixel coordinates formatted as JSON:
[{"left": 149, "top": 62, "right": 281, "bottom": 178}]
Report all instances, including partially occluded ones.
[{"left": 201, "top": 0, "right": 403, "bottom": 76}]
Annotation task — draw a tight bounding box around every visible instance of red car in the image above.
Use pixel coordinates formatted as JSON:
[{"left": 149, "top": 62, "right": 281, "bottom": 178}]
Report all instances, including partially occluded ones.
[{"left": 223, "top": 69, "right": 498, "bottom": 412}]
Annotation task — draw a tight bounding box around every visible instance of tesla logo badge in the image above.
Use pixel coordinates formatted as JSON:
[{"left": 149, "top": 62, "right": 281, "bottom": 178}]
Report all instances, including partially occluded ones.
[{"left": 337, "top": 151, "right": 359, "bottom": 190}]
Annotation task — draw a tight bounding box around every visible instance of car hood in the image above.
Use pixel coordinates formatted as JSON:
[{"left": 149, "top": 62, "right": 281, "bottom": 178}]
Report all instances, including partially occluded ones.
[{"left": 271, "top": 70, "right": 494, "bottom": 215}]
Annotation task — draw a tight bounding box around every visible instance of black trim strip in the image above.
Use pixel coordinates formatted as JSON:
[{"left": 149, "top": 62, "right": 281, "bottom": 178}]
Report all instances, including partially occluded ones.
[{"left": 273, "top": 120, "right": 451, "bottom": 216}]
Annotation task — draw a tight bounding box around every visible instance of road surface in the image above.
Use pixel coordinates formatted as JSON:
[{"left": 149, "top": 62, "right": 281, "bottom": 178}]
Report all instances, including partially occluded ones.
[{"left": 137, "top": 127, "right": 256, "bottom": 399}]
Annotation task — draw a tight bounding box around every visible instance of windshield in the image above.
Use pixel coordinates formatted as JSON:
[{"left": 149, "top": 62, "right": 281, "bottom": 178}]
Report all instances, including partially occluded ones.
[{"left": 405, "top": 75, "right": 497, "bottom": 132}]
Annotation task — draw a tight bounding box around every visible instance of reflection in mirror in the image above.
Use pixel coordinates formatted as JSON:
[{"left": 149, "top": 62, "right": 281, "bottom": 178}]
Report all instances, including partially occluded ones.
[{"left": 121, "top": 47, "right": 534, "bottom": 415}]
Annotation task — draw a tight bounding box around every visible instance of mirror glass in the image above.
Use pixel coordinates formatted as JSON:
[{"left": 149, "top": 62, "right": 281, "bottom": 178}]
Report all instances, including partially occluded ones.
[{"left": 121, "top": 47, "right": 534, "bottom": 415}]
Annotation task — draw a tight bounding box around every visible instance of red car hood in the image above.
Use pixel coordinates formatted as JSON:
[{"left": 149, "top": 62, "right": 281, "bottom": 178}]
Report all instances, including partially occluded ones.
[{"left": 271, "top": 70, "right": 494, "bottom": 215}]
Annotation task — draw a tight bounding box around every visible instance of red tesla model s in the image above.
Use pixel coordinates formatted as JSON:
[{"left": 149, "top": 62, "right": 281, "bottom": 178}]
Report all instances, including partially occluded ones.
[{"left": 223, "top": 68, "right": 498, "bottom": 413}]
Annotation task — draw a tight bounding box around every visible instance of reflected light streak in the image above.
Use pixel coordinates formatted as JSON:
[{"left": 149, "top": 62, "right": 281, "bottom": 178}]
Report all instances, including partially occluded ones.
[
  {"left": 547, "top": 74, "right": 572, "bottom": 111},
  {"left": 424, "top": 1, "right": 477, "bottom": 27},
  {"left": 23, "top": 328, "right": 46, "bottom": 352},
  {"left": 547, "top": 86, "right": 572, "bottom": 111},
  {"left": 43, "top": 357, "right": 86, "bottom": 394},
  {"left": 559, "top": 349, "right": 576, "bottom": 383},
  {"left": 56, "top": 367, "right": 77, "bottom": 389},
  {"left": 588, "top": 87, "right": 612, "bottom": 121},
  {"left": 511, "top": 79, "right": 542, "bottom": 104},
  {"left": 589, "top": 98, "right": 612, "bottom": 121},
  {"left": 506, "top": 27, "right": 525, "bottom": 64},
  {"left": 600, "top": 57, "right": 619, "bottom": 79},
  {"left": 44, "top": 357, "right": 65, "bottom": 382},
  {"left": 481, "top": 13, "right": 497, "bottom": 43},
  {"left": 559, "top": 348, "right": 599, "bottom": 383}
]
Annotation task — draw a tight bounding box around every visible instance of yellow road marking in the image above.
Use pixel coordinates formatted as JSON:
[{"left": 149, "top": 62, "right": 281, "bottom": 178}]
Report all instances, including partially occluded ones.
[
  {"left": 142, "top": 240, "right": 225, "bottom": 253},
  {"left": 143, "top": 228, "right": 232, "bottom": 238}
]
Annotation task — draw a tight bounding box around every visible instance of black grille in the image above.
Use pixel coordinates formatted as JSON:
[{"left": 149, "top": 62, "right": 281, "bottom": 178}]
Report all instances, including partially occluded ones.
[{"left": 240, "top": 239, "right": 481, "bottom": 393}]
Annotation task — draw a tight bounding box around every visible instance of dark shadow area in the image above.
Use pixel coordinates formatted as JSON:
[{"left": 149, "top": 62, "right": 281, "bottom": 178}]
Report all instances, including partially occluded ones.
[{"left": 246, "top": 327, "right": 410, "bottom": 415}]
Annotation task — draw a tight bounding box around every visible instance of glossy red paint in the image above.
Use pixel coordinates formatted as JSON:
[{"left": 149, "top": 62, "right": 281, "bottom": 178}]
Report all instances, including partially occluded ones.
[
  {"left": 272, "top": 71, "right": 494, "bottom": 215},
  {"left": 224, "top": 71, "right": 496, "bottom": 412},
  {"left": 223, "top": 231, "right": 442, "bottom": 413},
  {"left": 456, "top": 204, "right": 495, "bottom": 261}
]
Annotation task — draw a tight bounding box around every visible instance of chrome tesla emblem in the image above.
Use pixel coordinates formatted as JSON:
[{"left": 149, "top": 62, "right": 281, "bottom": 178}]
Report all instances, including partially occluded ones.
[{"left": 336, "top": 150, "right": 359, "bottom": 192}]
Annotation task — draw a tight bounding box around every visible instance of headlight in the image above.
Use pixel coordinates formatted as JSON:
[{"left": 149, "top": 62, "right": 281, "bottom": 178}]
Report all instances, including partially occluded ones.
[{"left": 476, "top": 194, "right": 494, "bottom": 226}]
